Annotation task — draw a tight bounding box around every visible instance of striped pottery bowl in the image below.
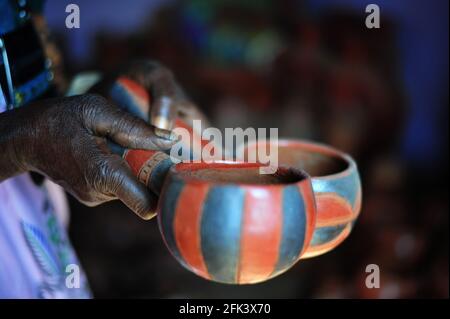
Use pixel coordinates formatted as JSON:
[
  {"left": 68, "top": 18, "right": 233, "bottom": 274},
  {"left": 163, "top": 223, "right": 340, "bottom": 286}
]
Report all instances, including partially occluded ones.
[
  {"left": 242, "top": 139, "right": 362, "bottom": 258},
  {"left": 156, "top": 161, "right": 316, "bottom": 284}
]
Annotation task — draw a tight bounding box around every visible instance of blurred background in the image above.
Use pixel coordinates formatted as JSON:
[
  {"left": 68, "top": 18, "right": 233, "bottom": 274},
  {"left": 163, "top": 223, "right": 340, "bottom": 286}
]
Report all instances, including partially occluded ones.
[{"left": 43, "top": 0, "right": 448, "bottom": 298}]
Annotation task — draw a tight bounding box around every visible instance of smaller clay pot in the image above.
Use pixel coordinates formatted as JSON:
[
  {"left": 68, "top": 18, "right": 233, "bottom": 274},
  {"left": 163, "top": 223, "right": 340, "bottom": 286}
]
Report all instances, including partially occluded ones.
[
  {"left": 242, "top": 139, "right": 362, "bottom": 258},
  {"left": 124, "top": 150, "right": 317, "bottom": 284}
]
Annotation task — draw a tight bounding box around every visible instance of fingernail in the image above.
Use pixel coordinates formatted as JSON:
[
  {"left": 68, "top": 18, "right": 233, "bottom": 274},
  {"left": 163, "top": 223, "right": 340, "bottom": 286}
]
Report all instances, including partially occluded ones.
[
  {"left": 142, "top": 211, "right": 157, "bottom": 220},
  {"left": 154, "top": 127, "right": 178, "bottom": 141},
  {"left": 151, "top": 115, "right": 173, "bottom": 130}
]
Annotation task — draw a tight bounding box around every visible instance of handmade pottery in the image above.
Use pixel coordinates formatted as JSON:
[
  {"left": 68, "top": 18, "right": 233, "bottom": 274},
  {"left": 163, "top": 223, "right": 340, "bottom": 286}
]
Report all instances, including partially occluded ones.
[
  {"left": 108, "top": 76, "right": 218, "bottom": 161},
  {"left": 124, "top": 149, "right": 316, "bottom": 284},
  {"left": 242, "top": 139, "right": 362, "bottom": 258}
]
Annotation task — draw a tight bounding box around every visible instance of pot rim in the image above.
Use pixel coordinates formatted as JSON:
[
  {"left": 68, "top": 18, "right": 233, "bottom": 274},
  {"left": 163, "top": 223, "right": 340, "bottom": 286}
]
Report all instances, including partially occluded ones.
[
  {"left": 169, "top": 160, "right": 312, "bottom": 188},
  {"left": 243, "top": 138, "right": 357, "bottom": 181}
]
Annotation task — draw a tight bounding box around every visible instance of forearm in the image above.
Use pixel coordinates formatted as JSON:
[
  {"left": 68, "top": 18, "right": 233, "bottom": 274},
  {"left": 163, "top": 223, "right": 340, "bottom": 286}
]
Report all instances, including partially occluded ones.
[{"left": 0, "top": 109, "right": 30, "bottom": 181}]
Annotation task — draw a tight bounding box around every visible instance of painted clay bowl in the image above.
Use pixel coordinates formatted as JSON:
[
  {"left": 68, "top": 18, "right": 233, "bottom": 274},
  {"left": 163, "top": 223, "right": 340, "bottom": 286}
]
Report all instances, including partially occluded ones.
[
  {"left": 124, "top": 150, "right": 316, "bottom": 284},
  {"left": 242, "top": 139, "right": 362, "bottom": 258}
]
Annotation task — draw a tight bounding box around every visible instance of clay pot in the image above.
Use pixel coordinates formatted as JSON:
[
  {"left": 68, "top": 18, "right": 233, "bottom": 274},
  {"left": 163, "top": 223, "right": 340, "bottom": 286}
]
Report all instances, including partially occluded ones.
[
  {"left": 124, "top": 150, "right": 316, "bottom": 284},
  {"left": 242, "top": 139, "right": 362, "bottom": 258}
]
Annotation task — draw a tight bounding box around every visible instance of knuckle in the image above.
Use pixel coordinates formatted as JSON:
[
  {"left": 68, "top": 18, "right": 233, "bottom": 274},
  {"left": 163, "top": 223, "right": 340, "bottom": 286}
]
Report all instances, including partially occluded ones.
[
  {"left": 115, "top": 115, "right": 146, "bottom": 147},
  {"left": 141, "top": 61, "right": 174, "bottom": 81},
  {"left": 89, "top": 156, "right": 122, "bottom": 194},
  {"left": 71, "top": 178, "right": 110, "bottom": 205},
  {"left": 81, "top": 93, "right": 109, "bottom": 113},
  {"left": 81, "top": 93, "right": 109, "bottom": 107},
  {"left": 154, "top": 66, "right": 174, "bottom": 81},
  {"left": 76, "top": 192, "right": 103, "bottom": 206},
  {"left": 138, "top": 59, "right": 162, "bottom": 72},
  {"left": 77, "top": 93, "right": 110, "bottom": 126}
]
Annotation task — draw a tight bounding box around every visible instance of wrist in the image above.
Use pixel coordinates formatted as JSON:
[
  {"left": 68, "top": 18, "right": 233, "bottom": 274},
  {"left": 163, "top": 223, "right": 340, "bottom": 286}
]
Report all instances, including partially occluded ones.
[{"left": 0, "top": 109, "right": 34, "bottom": 180}]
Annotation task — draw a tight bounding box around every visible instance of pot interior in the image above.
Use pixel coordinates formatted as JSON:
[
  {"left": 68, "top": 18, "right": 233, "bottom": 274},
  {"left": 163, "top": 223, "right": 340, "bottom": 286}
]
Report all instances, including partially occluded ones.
[
  {"left": 245, "top": 143, "right": 349, "bottom": 178},
  {"left": 175, "top": 163, "right": 306, "bottom": 185}
]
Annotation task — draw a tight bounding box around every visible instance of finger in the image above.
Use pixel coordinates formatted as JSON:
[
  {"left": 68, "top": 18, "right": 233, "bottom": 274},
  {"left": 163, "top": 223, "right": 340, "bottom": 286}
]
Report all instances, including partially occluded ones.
[
  {"left": 103, "top": 155, "right": 159, "bottom": 220},
  {"left": 128, "top": 62, "right": 182, "bottom": 130},
  {"left": 83, "top": 94, "right": 177, "bottom": 150},
  {"left": 140, "top": 68, "right": 208, "bottom": 130},
  {"left": 121, "top": 61, "right": 187, "bottom": 130},
  {"left": 124, "top": 60, "right": 181, "bottom": 98},
  {"left": 150, "top": 96, "right": 178, "bottom": 130},
  {"left": 147, "top": 69, "right": 182, "bottom": 130}
]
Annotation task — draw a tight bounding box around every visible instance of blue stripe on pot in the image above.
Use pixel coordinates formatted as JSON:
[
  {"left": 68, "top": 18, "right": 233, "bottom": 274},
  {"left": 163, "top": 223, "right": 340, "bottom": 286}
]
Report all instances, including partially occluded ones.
[
  {"left": 149, "top": 158, "right": 174, "bottom": 195},
  {"left": 159, "top": 178, "right": 185, "bottom": 264},
  {"left": 109, "top": 82, "right": 147, "bottom": 120},
  {"left": 273, "top": 185, "right": 306, "bottom": 275},
  {"left": 310, "top": 224, "right": 348, "bottom": 246},
  {"left": 200, "top": 186, "right": 245, "bottom": 283},
  {"left": 311, "top": 169, "right": 360, "bottom": 208}
]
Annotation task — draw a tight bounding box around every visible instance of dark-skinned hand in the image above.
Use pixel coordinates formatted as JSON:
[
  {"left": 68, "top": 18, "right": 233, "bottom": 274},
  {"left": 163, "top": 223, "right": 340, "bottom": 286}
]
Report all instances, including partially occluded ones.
[
  {"left": 91, "top": 60, "right": 210, "bottom": 129},
  {"left": 0, "top": 94, "right": 177, "bottom": 220}
]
